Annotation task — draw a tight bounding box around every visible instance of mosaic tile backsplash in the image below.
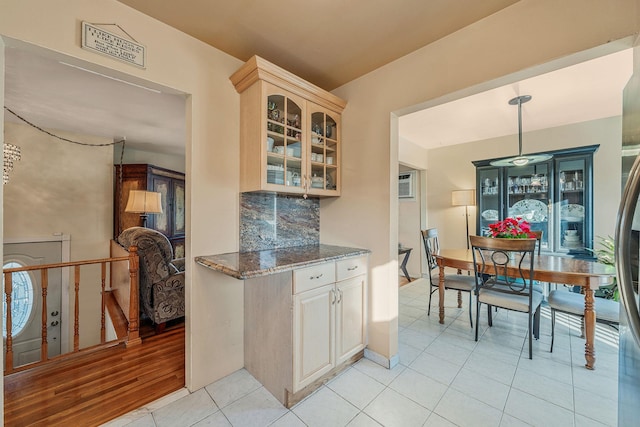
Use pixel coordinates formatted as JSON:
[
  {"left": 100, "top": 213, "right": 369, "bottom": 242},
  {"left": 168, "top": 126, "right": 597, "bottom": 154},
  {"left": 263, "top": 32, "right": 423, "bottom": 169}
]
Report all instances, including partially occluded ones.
[{"left": 240, "top": 192, "right": 320, "bottom": 252}]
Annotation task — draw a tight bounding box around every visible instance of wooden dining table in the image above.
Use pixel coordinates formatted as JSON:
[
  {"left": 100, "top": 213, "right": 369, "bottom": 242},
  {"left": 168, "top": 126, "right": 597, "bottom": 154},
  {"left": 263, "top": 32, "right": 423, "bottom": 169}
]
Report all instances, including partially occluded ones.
[{"left": 435, "top": 248, "right": 616, "bottom": 370}]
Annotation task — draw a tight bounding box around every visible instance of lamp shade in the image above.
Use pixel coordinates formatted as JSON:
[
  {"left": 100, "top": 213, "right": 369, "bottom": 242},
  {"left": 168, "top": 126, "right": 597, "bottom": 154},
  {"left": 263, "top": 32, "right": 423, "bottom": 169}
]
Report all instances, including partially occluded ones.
[
  {"left": 451, "top": 189, "right": 475, "bottom": 207},
  {"left": 125, "top": 190, "right": 163, "bottom": 214}
]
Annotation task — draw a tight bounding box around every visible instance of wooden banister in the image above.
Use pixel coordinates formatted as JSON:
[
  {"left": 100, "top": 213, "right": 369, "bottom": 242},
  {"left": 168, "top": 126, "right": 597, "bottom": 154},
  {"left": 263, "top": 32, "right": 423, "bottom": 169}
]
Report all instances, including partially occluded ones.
[{"left": 2, "top": 252, "right": 139, "bottom": 374}]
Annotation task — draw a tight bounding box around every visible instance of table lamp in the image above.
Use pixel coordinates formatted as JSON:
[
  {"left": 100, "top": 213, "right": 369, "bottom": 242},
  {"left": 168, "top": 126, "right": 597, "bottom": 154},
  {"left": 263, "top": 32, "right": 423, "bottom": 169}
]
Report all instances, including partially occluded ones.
[
  {"left": 451, "top": 189, "right": 476, "bottom": 249},
  {"left": 125, "top": 190, "right": 163, "bottom": 227}
]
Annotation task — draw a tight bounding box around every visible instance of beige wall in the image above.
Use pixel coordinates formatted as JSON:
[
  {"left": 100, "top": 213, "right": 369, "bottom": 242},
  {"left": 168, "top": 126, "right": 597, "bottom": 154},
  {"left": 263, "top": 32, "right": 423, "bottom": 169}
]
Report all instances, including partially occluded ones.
[
  {"left": 398, "top": 167, "right": 422, "bottom": 279},
  {"left": 327, "top": 0, "right": 639, "bottom": 362},
  {"left": 4, "top": 121, "right": 114, "bottom": 349},
  {"left": 1, "top": 0, "right": 243, "bottom": 396},
  {"left": 427, "top": 117, "right": 622, "bottom": 249},
  {"left": 117, "top": 147, "right": 186, "bottom": 174},
  {"left": 1, "top": 1, "right": 638, "bottom": 422}
]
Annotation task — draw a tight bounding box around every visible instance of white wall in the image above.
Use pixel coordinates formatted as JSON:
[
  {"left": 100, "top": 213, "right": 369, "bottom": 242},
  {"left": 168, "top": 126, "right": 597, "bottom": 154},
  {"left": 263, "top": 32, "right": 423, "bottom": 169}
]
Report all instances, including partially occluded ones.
[
  {"left": 3, "top": 121, "right": 113, "bottom": 349},
  {"left": 427, "top": 117, "right": 622, "bottom": 250},
  {"left": 326, "top": 0, "right": 639, "bottom": 363}
]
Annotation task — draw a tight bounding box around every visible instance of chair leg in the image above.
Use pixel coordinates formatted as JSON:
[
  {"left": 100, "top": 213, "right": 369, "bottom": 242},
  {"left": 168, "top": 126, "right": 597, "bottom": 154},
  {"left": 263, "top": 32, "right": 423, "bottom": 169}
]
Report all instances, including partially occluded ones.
[
  {"left": 155, "top": 322, "right": 167, "bottom": 334},
  {"left": 487, "top": 305, "right": 493, "bottom": 327},
  {"left": 457, "top": 290, "right": 462, "bottom": 308},
  {"left": 427, "top": 286, "right": 433, "bottom": 316},
  {"left": 475, "top": 300, "right": 481, "bottom": 341},
  {"left": 468, "top": 292, "right": 473, "bottom": 328},
  {"left": 528, "top": 314, "right": 533, "bottom": 359},
  {"left": 550, "top": 309, "right": 555, "bottom": 353},
  {"left": 533, "top": 305, "right": 541, "bottom": 340}
]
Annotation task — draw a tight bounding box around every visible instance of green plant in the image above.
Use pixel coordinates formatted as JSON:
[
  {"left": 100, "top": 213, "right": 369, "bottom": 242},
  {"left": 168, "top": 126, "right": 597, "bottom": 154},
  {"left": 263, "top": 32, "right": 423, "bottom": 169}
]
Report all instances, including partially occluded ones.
[{"left": 588, "top": 235, "right": 618, "bottom": 301}]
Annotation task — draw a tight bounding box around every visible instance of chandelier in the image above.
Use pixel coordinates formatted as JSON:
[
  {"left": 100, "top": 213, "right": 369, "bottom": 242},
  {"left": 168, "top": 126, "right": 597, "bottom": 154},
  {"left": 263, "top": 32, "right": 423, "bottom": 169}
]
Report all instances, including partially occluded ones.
[
  {"left": 3, "top": 143, "right": 21, "bottom": 184},
  {"left": 490, "top": 95, "right": 552, "bottom": 167}
]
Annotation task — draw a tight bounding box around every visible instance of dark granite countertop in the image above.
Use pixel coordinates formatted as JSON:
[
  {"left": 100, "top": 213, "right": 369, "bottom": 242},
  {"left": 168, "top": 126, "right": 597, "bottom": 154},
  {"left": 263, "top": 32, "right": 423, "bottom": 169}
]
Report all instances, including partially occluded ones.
[{"left": 195, "top": 244, "right": 370, "bottom": 280}]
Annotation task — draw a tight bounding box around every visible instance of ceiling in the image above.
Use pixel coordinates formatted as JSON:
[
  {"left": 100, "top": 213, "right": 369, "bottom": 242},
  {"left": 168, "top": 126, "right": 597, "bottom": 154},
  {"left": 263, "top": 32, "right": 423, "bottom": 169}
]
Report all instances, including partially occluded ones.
[
  {"left": 1, "top": 1, "right": 634, "bottom": 156},
  {"left": 116, "top": 0, "right": 519, "bottom": 91}
]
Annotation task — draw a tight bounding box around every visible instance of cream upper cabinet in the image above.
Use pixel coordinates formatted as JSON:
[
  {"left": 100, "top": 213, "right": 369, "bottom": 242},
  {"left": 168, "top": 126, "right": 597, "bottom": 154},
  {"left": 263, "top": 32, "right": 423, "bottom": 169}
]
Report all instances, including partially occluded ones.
[{"left": 230, "top": 56, "right": 346, "bottom": 197}]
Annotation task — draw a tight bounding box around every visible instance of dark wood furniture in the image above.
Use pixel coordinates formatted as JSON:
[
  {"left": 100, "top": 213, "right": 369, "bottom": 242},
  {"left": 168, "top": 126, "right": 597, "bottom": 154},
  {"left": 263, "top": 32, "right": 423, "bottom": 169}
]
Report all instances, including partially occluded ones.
[
  {"left": 398, "top": 247, "right": 412, "bottom": 283},
  {"left": 474, "top": 145, "right": 598, "bottom": 256},
  {"left": 434, "top": 247, "right": 616, "bottom": 370},
  {"left": 114, "top": 164, "right": 185, "bottom": 258}
]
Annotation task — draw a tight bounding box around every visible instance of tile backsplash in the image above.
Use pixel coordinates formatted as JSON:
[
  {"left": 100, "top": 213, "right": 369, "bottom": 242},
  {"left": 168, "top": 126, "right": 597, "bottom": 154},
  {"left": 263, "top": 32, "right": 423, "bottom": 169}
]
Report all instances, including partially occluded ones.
[{"left": 240, "top": 192, "right": 319, "bottom": 252}]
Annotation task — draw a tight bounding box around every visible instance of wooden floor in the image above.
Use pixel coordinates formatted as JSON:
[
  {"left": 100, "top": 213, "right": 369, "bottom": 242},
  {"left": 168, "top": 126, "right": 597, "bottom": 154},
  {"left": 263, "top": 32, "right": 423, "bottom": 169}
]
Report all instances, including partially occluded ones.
[{"left": 4, "top": 325, "right": 185, "bottom": 426}]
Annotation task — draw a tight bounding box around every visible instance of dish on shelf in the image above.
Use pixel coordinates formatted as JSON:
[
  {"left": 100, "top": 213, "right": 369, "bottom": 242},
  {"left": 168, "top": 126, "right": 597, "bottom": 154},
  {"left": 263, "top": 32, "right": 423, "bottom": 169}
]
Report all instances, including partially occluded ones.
[
  {"left": 509, "top": 199, "right": 548, "bottom": 222},
  {"left": 481, "top": 209, "right": 499, "bottom": 221},
  {"left": 560, "top": 204, "right": 585, "bottom": 221}
]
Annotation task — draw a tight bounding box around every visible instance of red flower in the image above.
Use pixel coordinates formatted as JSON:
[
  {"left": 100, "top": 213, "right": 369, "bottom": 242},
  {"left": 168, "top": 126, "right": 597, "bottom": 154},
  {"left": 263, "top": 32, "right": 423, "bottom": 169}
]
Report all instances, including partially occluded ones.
[{"left": 488, "top": 217, "right": 536, "bottom": 239}]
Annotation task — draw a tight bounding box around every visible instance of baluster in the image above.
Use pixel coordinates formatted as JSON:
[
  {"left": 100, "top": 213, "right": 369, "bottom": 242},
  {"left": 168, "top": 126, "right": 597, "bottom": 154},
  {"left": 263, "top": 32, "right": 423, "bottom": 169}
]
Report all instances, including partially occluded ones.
[
  {"left": 74, "top": 265, "right": 80, "bottom": 352},
  {"left": 126, "top": 247, "right": 141, "bottom": 346},
  {"left": 101, "top": 262, "right": 106, "bottom": 344},
  {"left": 4, "top": 272, "right": 14, "bottom": 373},
  {"left": 41, "top": 269, "right": 49, "bottom": 363}
]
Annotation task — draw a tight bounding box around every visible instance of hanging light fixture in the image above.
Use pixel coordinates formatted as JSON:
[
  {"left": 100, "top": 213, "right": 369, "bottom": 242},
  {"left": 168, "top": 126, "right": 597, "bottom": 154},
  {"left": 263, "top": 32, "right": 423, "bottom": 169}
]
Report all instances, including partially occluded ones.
[
  {"left": 490, "top": 95, "right": 552, "bottom": 167},
  {"left": 3, "top": 143, "right": 22, "bottom": 184}
]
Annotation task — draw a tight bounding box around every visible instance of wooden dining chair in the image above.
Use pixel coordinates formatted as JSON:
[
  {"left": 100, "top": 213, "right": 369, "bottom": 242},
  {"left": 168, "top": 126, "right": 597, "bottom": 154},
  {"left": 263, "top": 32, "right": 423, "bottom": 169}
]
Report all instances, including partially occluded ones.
[
  {"left": 421, "top": 228, "right": 476, "bottom": 326},
  {"left": 547, "top": 289, "right": 620, "bottom": 351},
  {"left": 470, "top": 235, "right": 542, "bottom": 359}
]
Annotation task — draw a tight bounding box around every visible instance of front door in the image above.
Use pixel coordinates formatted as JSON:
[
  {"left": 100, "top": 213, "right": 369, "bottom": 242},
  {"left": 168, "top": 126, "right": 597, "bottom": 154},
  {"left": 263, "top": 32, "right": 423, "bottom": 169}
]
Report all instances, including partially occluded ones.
[{"left": 3, "top": 241, "right": 62, "bottom": 368}]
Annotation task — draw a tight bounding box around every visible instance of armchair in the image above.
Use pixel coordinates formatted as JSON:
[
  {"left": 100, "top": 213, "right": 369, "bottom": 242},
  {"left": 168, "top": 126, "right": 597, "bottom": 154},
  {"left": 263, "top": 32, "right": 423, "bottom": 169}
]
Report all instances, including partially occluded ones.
[{"left": 117, "top": 227, "right": 185, "bottom": 330}]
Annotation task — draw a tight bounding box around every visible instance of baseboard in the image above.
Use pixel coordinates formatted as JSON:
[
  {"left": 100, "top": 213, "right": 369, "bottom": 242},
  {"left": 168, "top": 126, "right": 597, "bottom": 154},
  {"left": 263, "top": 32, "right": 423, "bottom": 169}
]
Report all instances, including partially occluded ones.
[{"left": 364, "top": 348, "right": 399, "bottom": 369}]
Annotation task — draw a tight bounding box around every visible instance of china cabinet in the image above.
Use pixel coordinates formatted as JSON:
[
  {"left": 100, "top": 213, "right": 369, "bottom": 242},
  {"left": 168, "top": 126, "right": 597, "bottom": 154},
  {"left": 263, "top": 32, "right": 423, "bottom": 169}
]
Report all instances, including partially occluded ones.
[
  {"left": 230, "top": 56, "right": 346, "bottom": 197},
  {"left": 114, "top": 164, "right": 185, "bottom": 257},
  {"left": 473, "top": 145, "right": 598, "bottom": 255}
]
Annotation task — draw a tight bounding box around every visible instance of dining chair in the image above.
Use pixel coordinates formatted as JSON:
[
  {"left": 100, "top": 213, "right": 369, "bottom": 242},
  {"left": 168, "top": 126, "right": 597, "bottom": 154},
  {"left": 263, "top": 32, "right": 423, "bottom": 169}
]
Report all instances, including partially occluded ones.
[
  {"left": 547, "top": 289, "right": 620, "bottom": 351},
  {"left": 531, "top": 230, "right": 543, "bottom": 255},
  {"left": 421, "top": 228, "right": 476, "bottom": 326},
  {"left": 469, "top": 235, "right": 542, "bottom": 359}
]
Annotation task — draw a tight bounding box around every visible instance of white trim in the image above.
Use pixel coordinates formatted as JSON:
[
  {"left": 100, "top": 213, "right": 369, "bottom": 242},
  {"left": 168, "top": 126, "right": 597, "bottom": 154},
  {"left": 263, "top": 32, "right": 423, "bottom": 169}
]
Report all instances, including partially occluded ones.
[
  {"left": 364, "top": 348, "right": 399, "bottom": 369},
  {"left": 3, "top": 234, "right": 71, "bottom": 352}
]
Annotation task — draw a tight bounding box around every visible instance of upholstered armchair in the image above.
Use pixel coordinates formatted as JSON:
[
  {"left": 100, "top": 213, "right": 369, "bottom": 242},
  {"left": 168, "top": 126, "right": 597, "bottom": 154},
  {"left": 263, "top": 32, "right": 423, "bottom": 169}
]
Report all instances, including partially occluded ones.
[{"left": 117, "top": 227, "right": 185, "bottom": 330}]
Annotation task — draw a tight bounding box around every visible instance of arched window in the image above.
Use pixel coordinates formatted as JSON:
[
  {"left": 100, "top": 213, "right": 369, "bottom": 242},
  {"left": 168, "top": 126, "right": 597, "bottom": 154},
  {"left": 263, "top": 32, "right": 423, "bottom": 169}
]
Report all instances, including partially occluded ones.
[{"left": 3, "top": 261, "right": 35, "bottom": 337}]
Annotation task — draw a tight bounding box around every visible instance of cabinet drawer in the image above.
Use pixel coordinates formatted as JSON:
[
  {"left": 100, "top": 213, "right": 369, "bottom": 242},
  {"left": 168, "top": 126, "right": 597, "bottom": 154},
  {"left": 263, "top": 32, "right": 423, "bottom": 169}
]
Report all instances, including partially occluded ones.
[
  {"left": 336, "top": 256, "right": 367, "bottom": 281},
  {"left": 293, "top": 262, "right": 336, "bottom": 294}
]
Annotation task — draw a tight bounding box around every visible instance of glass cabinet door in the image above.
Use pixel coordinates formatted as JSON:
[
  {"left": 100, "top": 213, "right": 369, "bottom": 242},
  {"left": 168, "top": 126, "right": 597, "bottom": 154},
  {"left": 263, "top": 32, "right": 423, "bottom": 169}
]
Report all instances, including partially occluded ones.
[
  {"left": 506, "top": 163, "right": 550, "bottom": 251},
  {"left": 266, "top": 94, "right": 303, "bottom": 190},
  {"left": 478, "top": 167, "right": 501, "bottom": 236},
  {"left": 556, "top": 156, "right": 589, "bottom": 254},
  {"left": 309, "top": 110, "right": 339, "bottom": 193}
]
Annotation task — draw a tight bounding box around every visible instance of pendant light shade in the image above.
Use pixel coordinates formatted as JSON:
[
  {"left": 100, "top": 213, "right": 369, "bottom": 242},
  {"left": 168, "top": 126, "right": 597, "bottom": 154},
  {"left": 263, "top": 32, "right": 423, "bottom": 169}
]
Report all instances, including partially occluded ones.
[{"left": 490, "top": 95, "right": 552, "bottom": 167}]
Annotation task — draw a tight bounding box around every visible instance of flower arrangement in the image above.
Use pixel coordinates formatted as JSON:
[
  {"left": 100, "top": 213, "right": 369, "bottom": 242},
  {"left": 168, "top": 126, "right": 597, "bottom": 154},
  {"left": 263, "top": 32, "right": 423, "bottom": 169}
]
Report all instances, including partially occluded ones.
[{"left": 487, "top": 217, "right": 536, "bottom": 239}]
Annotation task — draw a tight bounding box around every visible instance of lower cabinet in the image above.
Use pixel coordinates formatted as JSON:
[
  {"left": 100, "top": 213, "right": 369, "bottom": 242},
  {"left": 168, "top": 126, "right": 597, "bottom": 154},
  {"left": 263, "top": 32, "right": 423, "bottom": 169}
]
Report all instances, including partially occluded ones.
[{"left": 245, "top": 255, "right": 367, "bottom": 408}]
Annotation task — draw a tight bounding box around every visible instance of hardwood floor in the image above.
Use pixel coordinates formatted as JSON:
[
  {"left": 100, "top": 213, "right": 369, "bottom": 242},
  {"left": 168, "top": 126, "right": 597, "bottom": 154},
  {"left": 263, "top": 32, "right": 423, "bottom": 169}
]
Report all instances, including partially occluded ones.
[{"left": 4, "top": 325, "right": 185, "bottom": 426}]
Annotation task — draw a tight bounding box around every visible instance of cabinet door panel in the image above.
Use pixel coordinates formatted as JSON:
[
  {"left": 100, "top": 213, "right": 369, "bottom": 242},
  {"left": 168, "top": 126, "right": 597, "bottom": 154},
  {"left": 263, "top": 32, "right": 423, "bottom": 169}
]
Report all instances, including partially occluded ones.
[
  {"left": 149, "top": 176, "right": 171, "bottom": 235},
  {"left": 336, "top": 276, "right": 366, "bottom": 364},
  {"left": 173, "top": 180, "right": 186, "bottom": 236},
  {"left": 293, "top": 284, "right": 334, "bottom": 392}
]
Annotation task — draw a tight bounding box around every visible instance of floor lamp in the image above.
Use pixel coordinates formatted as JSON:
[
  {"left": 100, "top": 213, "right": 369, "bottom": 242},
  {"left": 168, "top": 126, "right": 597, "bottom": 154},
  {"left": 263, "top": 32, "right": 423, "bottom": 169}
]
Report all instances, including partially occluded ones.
[
  {"left": 451, "top": 189, "right": 476, "bottom": 249},
  {"left": 125, "top": 190, "right": 163, "bottom": 227}
]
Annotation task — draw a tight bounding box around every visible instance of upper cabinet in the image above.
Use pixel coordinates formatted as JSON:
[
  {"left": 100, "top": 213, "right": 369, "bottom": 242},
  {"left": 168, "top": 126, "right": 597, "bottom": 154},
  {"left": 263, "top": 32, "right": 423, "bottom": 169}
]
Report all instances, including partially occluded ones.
[
  {"left": 473, "top": 145, "right": 598, "bottom": 256},
  {"left": 230, "top": 56, "right": 346, "bottom": 197}
]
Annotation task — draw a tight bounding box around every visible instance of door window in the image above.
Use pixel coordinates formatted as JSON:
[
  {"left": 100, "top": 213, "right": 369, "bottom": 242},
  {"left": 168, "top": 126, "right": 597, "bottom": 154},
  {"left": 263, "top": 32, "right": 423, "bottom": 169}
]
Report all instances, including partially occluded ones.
[{"left": 2, "top": 261, "right": 35, "bottom": 337}]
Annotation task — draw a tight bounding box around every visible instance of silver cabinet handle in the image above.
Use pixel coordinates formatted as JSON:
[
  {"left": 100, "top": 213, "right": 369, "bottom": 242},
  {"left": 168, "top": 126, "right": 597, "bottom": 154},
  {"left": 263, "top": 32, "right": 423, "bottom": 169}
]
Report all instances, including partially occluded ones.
[
  {"left": 347, "top": 266, "right": 359, "bottom": 271},
  {"left": 309, "top": 273, "right": 323, "bottom": 280},
  {"left": 50, "top": 320, "right": 59, "bottom": 327},
  {"left": 616, "top": 153, "right": 640, "bottom": 349},
  {"left": 331, "top": 289, "right": 336, "bottom": 305},
  {"left": 336, "top": 289, "right": 343, "bottom": 303}
]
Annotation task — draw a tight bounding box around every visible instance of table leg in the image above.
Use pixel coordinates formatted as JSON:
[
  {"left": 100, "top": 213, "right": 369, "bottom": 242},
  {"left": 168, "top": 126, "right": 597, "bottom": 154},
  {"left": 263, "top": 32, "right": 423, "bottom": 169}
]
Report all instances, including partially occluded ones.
[
  {"left": 583, "top": 287, "right": 596, "bottom": 370},
  {"left": 399, "top": 250, "right": 412, "bottom": 282},
  {"left": 439, "top": 264, "right": 445, "bottom": 324}
]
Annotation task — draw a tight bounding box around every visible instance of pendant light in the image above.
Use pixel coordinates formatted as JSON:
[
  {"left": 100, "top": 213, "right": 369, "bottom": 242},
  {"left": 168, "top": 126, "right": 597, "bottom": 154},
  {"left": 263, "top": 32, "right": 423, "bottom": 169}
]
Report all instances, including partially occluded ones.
[{"left": 490, "top": 95, "right": 552, "bottom": 167}]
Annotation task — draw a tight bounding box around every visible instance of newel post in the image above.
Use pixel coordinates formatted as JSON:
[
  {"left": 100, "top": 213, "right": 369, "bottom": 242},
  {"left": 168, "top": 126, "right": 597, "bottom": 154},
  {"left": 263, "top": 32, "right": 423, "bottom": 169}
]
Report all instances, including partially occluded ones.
[{"left": 126, "top": 246, "right": 141, "bottom": 346}]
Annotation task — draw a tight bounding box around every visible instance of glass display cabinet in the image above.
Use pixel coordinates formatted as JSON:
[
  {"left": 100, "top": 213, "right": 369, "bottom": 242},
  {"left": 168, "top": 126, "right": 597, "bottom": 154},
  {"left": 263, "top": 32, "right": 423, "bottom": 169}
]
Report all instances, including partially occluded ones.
[{"left": 474, "top": 145, "right": 598, "bottom": 255}]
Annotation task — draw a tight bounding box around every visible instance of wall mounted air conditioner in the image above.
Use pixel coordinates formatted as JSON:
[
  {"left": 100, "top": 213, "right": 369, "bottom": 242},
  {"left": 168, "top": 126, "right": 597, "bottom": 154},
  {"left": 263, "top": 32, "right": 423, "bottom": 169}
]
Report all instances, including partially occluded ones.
[{"left": 399, "top": 171, "right": 416, "bottom": 199}]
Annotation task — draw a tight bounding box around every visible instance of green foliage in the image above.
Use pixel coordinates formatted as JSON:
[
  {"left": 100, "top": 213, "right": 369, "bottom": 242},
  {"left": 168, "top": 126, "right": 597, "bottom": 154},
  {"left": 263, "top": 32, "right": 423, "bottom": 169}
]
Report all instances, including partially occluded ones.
[{"left": 588, "top": 236, "right": 618, "bottom": 301}]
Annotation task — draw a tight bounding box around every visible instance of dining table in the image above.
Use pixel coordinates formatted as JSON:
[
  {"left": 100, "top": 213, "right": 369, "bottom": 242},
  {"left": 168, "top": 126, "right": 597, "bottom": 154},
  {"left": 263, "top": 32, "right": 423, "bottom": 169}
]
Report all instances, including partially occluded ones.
[{"left": 435, "top": 248, "right": 616, "bottom": 370}]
